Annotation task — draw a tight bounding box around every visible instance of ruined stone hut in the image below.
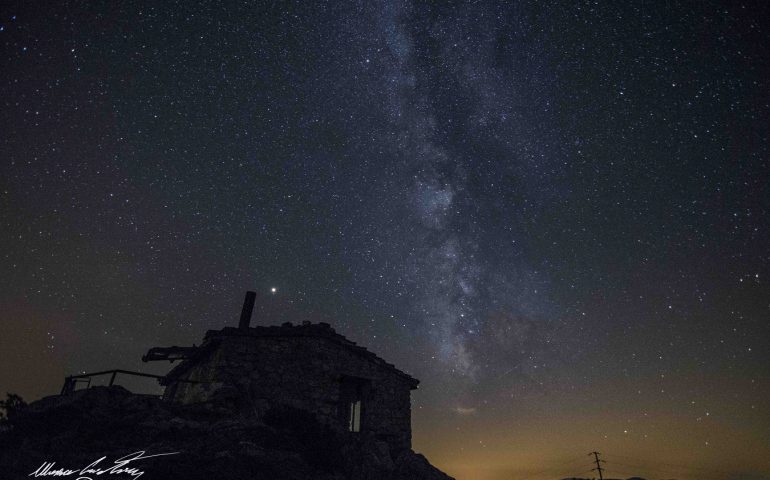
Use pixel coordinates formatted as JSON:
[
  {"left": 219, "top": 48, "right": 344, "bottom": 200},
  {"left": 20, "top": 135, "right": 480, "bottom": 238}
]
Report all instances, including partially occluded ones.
[{"left": 143, "top": 292, "right": 420, "bottom": 452}]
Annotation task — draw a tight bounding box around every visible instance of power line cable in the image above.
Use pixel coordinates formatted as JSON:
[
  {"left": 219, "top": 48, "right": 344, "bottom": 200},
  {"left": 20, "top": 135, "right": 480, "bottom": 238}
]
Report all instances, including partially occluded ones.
[
  {"left": 603, "top": 453, "right": 738, "bottom": 476},
  {"left": 605, "top": 463, "right": 725, "bottom": 480},
  {"left": 515, "top": 455, "right": 594, "bottom": 480}
]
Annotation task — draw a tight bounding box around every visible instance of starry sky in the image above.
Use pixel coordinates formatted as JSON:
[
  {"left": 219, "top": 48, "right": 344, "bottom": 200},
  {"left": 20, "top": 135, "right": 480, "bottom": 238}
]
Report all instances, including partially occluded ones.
[{"left": 1, "top": 1, "right": 768, "bottom": 479}]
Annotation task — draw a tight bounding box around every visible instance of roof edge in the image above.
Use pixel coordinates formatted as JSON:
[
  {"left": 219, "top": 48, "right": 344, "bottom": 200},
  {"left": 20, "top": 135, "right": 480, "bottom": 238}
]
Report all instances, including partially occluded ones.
[{"left": 202, "top": 323, "right": 419, "bottom": 388}]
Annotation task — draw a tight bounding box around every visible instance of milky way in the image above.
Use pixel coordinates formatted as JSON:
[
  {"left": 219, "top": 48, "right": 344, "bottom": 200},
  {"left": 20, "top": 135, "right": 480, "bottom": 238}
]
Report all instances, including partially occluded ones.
[{"left": 361, "top": 1, "right": 577, "bottom": 388}]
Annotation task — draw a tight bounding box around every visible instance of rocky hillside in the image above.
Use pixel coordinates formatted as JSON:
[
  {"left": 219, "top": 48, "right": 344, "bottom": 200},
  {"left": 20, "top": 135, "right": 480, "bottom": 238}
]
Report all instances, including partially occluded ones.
[{"left": 0, "top": 386, "right": 452, "bottom": 480}]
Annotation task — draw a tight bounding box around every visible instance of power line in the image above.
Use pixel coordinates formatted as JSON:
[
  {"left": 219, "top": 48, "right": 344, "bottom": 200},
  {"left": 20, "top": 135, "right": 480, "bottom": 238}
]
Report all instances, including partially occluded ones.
[
  {"left": 514, "top": 451, "right": 736, "bottom": 480},
  {"left": 604, "top": 460, "right": 728, "bottom": 480},
  {"left": 603, "top": 452, "right": 738, "bottom": 476},
  {"left": 530, "top": 469, "right": 593, "bottom": 480},
  {"left": 515, "top": 455, "right": 592, "bottom": 480},
  {"left": 606, "top": 467, "right": 646, "bottom": 479},
  {"left": 565, "top": 468, "right": 599, "bottom": 479}
]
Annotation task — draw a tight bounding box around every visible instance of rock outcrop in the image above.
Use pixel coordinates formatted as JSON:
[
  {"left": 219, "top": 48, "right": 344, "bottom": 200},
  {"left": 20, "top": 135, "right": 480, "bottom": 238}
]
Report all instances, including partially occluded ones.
[{"left": 0, "top": 386, "right": 453, "bottom": 480}]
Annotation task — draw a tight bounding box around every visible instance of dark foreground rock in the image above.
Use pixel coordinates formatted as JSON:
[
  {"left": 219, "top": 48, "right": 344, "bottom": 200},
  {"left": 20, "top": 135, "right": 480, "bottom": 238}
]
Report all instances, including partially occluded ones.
[{"left": 0, "top": 386, "right": 453, "bottom": 480}]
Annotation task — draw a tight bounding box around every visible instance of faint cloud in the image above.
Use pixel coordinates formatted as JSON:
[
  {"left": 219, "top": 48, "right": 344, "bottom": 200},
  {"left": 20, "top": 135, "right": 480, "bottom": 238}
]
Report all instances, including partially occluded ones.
[{"left": 452, "top": 406, "right": 478, "bottom": 416}]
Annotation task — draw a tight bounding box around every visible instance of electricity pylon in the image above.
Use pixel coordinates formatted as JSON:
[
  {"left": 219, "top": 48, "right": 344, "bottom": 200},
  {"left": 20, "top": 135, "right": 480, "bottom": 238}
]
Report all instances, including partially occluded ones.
[{"left": 589, "top": 451, "right": 605, "bottom": 480}]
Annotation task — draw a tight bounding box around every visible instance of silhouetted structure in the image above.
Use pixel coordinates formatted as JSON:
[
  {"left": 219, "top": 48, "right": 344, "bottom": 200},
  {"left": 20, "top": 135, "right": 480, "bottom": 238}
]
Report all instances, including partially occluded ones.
[{"left": 143, "top": 292, "right": 420, "bottom": 452}]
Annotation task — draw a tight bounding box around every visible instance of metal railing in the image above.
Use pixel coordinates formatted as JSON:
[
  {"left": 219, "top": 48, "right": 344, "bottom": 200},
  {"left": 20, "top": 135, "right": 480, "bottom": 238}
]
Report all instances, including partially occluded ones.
[{"left": 60, "top": 369, "right": 166, "bottom": 395}]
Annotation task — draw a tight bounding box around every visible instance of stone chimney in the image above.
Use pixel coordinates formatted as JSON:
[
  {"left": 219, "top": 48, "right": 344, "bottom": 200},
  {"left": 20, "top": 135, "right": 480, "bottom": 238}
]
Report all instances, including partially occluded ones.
[{"left": 239, "top": 291, "right": 256, "bottom": 329}]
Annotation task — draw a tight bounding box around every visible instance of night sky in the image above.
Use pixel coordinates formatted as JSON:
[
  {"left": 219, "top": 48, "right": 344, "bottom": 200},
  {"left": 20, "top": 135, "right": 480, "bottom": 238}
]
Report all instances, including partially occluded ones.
[{"left": 1, "top": 1, "right": 769, "bottom": 479}]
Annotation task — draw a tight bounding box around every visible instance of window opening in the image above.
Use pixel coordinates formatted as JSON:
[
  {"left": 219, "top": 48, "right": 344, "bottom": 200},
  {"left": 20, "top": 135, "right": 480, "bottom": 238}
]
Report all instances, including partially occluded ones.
[{"left": 349, "top": 399, "right": 361, "bottom": 432}]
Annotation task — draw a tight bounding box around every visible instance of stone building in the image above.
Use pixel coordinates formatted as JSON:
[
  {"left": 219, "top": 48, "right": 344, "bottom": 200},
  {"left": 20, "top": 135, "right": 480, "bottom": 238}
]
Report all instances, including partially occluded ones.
[{"left": 143, "top": 292, "right": 420, "bottom": 452}]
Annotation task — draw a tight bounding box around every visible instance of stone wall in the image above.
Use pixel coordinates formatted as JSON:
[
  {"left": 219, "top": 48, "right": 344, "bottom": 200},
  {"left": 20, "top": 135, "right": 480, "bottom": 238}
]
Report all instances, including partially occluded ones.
[{"left": 165, "top": 331, "right": 415, "bottom": 451}]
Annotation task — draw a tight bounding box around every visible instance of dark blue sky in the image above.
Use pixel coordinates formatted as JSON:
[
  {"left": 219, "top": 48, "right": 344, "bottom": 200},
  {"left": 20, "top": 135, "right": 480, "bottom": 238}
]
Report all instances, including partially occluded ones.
[{"left": 1, "top": 1, "right": 768, "bottom": 478}]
